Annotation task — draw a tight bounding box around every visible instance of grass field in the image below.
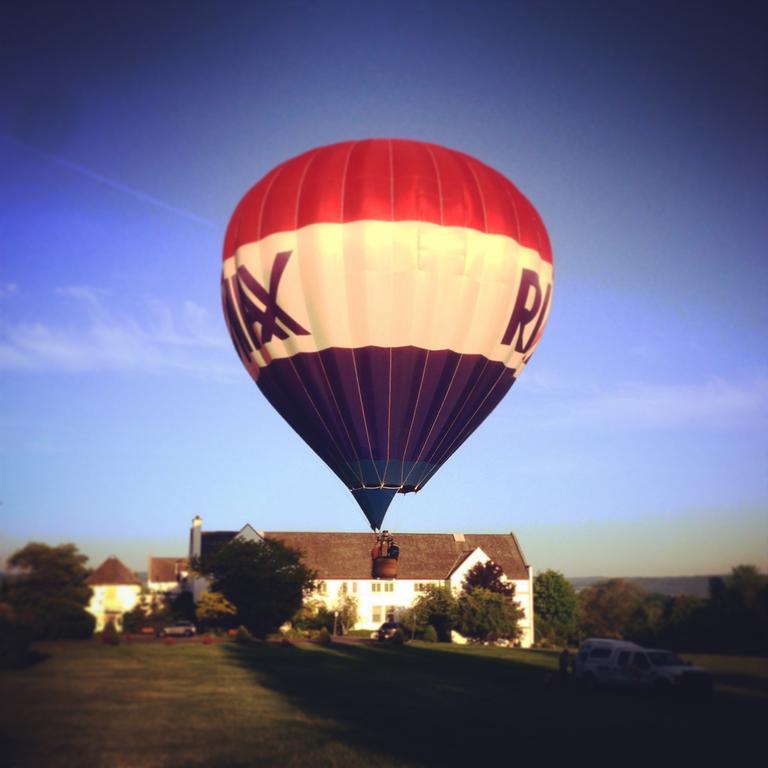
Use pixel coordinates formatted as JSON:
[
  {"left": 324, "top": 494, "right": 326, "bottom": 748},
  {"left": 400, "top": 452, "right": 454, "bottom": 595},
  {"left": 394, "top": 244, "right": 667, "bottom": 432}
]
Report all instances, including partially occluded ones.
[{"left": 1, "top": 638, "right": 766, "bottom": 768}]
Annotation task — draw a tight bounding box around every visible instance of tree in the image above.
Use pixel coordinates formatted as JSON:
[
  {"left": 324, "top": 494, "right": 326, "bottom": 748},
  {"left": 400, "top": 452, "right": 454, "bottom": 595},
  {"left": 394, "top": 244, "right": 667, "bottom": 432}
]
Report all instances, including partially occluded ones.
[
  {"left": 578, "top": 579, "right": 646, "bottom": 640},
  {"left": 462, "top": 560, "right": 514, "bottom": 596},
  {"left": 195, "top": 539, "right": 316, "bottom": 638},
  {"left": 410, "top": 585, "right": 458, "bottom": 642},
  {"left": 6, "top": 543, "right": 95, "bottom": 639},
  {"left": 196, "top": 591, "right": 237, "bottom": 630},
  {"left": 121, "top": 602, "right": 150, "bottom": 634},
  {"left": 628, "top": 593, "right": 665, "bottom": 646},
  {"left": 655, "top": 594, "right": 708, "bottom": 650},
  {"left": 169, "top": 590, "right": 196, "bottom": 622},
  {"left": 332, "top": 584, "right": 358, "bottom": 635},
  {"left": 533, "top": 570, "right": 578, "bottom": 645},
  {"left": 456, "top": 588, "right": 524, "bottom": 643},
  {"left": 122, "top": 591, "right": 172, "bottom": 633},
  {"left": 705, "top": 565, "right": 768, "bottom": 654}
]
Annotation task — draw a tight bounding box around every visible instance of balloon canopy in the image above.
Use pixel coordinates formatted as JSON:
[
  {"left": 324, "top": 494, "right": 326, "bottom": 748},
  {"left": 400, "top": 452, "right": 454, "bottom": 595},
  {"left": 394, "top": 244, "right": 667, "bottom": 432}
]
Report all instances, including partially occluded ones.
[{"left": 222, "top": 139, "right": 553, "bottom": 530}]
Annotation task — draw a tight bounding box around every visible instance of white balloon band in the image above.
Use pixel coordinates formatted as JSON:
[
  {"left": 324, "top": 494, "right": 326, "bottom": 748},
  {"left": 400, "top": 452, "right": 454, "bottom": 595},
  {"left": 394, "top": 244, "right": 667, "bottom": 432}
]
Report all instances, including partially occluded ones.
[{"left": 222, "top": 219, "right": 553, "bottom": 373}]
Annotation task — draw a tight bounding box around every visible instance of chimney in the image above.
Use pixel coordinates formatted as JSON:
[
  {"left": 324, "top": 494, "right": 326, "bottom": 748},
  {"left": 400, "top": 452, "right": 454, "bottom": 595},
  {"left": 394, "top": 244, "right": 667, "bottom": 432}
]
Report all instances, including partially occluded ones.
[
  {"left": 190, "top": 515, "right": 203, "bottom": 560},
  {"left": 453, "top": 533, "right": 465, "bottom": 543}
]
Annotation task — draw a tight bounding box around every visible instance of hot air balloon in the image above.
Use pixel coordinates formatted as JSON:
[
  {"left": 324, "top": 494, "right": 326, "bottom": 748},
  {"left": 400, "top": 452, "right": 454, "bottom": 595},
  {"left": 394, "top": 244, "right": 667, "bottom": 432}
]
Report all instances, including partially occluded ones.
[{"left": 222, "top": 139, "right": 553, "bottom": 531}]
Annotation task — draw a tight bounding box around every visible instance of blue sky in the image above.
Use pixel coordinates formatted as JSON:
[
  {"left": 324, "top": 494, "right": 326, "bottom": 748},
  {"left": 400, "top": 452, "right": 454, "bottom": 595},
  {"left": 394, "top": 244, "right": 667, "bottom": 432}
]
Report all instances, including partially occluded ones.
[{"left": 1, "top": 0, "right": 766, "bottom": 576}]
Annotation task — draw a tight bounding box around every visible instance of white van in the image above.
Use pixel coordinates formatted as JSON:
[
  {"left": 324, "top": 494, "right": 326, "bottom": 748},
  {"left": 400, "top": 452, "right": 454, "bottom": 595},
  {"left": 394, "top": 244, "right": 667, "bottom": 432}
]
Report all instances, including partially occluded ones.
[
  {"left": 574, "top": 638, "right": 643, "bottom": 687},
  {"left": 574, "top": 638, "right": 712, "bottom": 693}
]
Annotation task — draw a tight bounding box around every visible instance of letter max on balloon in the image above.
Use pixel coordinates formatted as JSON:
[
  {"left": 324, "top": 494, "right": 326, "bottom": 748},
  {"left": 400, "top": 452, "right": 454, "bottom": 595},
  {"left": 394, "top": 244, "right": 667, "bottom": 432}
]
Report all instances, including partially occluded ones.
[
  {"left": 221, "top": 139, "right": 553, "bottom": 530},
  {"left": 223, "top": 251, "right": 309, "bottom": 355}
]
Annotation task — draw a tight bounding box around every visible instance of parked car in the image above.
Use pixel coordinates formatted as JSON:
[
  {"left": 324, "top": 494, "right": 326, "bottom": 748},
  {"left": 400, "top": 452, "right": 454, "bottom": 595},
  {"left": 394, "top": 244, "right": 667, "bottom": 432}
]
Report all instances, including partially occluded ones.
[
  {"left": 574, "top": 638, "right": 712, "bottom": 694},
  {"left": 372, "top": 622, "right": 404, "bottom": 641},
  {"left": 157, "top": 620, "right": 197, "bottom": 638}
]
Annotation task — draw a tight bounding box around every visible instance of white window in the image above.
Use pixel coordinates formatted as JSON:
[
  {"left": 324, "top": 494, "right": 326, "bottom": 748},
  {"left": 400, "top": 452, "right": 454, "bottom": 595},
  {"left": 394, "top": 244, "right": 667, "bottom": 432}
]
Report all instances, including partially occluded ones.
[
  {"left": 372, "top": 606, "right": 382, "bottom": 622},
  {"left": 352, "top": 582, "right": 357, "bottom": 593},
  {"left": 384, "top": 582, "right": 394, "bottom": 593},
  {"left": 414, "top": 582, "right": 431, "bottom": 593},
  {"left": 371, "top": 582, "right": 382, "bottom": 593},
  {"left": 317, "top": 581, "right": 327, "bottom": 595}
]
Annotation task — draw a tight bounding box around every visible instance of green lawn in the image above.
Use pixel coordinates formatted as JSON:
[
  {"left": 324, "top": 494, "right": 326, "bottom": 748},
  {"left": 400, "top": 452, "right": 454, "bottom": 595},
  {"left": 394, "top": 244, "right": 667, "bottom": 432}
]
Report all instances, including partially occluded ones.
[{"left": 1, "top": 639, "right": 766, "bottom": 767}]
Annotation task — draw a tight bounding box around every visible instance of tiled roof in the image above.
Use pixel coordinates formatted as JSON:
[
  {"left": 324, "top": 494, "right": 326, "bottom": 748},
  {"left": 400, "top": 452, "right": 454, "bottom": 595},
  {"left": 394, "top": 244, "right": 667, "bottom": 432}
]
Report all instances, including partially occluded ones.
[
  {"left": 200, "top": 530, "right": 529, "bottom": 580},
  {"left": 86, "top": 556, "right": 141, "bottom": 586},
  {"left": 148, "top": 557, "right": 188, "bottom": 583}
]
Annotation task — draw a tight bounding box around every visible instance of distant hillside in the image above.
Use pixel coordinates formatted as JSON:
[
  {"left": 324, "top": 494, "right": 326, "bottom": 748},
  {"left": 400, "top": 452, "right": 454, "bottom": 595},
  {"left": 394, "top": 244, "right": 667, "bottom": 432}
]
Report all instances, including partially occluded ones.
[{"left": 568, "top": 575, "right": 720, "bottom": 598}]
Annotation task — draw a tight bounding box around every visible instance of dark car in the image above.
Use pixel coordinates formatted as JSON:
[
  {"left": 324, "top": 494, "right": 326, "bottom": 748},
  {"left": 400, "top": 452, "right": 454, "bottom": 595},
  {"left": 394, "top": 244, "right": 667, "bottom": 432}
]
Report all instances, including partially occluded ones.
[{"left": 373, "top": 622, "right": 404, "bottom": 641}]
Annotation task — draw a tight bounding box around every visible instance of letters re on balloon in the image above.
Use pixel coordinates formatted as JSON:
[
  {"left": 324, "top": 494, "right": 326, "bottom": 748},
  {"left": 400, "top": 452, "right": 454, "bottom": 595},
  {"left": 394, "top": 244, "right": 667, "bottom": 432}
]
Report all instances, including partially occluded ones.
[{"left": 221, "top": 139, "right": 553, "bottom": 530}]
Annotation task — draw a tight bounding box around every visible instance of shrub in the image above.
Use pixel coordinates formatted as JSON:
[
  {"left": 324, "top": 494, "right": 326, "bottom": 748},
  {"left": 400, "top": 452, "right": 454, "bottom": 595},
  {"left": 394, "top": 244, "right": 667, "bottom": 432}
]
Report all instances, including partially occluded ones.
[
  {"left": 390, "top": 628, "right": 406, "bottom": 645},
  {"left": 317, "top": 628, "right": 332, "bottom": 646},
  {"left": 100, "top": 619, "right": 120, "bottom": 646},
  {"left": 422, "top": 625, "right": 438, "bottom": 643},
  {"left": 293, "top": 600, "right": 335, "bottom": 632},
  {"left": 235, "top": 625, "right": 255, "bottom": 644},
  {"left": 201, "top": 635, "right": 214, "bottom": 645}
]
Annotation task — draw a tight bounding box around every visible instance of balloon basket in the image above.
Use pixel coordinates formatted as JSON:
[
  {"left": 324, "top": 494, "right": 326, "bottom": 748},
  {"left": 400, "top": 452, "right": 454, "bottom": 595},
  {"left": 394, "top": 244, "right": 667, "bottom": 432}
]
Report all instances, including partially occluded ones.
[{"left": 372, "top": 557, "right": 398, "bottom": 579}]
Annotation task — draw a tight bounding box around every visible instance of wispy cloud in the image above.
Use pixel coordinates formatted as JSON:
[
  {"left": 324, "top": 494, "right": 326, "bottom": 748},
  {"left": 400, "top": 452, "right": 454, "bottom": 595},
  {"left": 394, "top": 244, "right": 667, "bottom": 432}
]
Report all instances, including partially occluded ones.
[
  {"left": 54, "top": 285, "right": 107, "bottom": 312},
  {"left": 0, "top": 285, "right": 238, "bottom": 380},
  {"left": 1, "top": 134, "right": 216, "bottom": 229},
  {"left": 543, "top": 377, "right": 768, "bottom": 430},
  {"left": 0, "top": 283, "right": 19, "bottom": 299}
]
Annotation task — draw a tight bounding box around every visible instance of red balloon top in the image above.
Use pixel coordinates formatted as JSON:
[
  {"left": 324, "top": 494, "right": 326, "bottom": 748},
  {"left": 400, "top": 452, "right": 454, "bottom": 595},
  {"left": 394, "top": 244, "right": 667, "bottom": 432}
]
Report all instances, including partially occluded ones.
[{"left": 223, "top": 139, "right": 552, "bottom": 264}]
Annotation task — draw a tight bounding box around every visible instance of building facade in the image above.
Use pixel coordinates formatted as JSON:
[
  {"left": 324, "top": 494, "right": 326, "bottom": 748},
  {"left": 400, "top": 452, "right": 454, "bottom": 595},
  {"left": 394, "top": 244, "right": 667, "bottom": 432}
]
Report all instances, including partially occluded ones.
[
  {"left": 186, "top": 516, "right": 535, "bottom": 647},
  {"left": 86, "top": 555, "right": 142, "bottom": 632},
  {"left": 147, "top": 556, "right": 189, "bottom": 597}
]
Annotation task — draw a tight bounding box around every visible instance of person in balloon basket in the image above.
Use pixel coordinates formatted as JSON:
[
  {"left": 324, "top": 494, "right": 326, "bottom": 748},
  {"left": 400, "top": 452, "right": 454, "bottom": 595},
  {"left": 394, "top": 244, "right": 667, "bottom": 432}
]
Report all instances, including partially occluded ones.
[
  {"left": 381, "top": 531, "right": 400, "bottom": 560},
  {"left": 372, "top": 531, "right": 399, "bottom": 560}
]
